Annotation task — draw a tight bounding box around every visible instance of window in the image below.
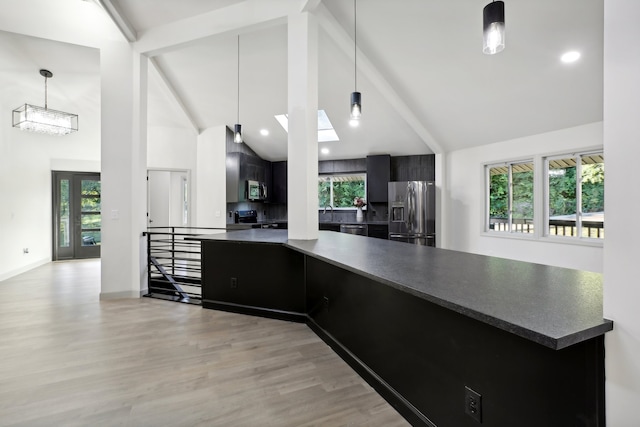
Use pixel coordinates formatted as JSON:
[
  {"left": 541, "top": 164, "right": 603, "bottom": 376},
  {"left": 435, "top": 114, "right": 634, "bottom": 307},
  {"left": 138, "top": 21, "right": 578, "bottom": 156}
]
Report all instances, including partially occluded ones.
[
  {"left": 546, "top": 152, "right": 604, "bottom": 239},
  {"left": 487, "top": 161, "right": 534, "bottom": 233},
  {"left": 319, "top": 173, "right": 366, "bottom": 209}
]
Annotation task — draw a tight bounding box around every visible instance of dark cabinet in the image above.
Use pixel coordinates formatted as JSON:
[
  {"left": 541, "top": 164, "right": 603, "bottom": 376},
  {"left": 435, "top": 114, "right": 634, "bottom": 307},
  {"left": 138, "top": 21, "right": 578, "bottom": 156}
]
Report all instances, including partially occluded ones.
[
  {"left": 319, "top": 158, "right": 367, "bottom": 174},
  {"left": 366, "top": 155, "right": 390, "bottom": 203},
  {"left": 319, "top": 223, "right": 341, "bottom": 232},
  {"left": 367, "top": 224, "right": 388, "bottom": 240},
  {"left": 390, "top": 155, "right": 435, "bottom": 182},
  {"left": 226, "top": 152, "right": 272, "bottom": 203},
  {"left": 271, "top": 161, "right": 287, "bottom": 204}
]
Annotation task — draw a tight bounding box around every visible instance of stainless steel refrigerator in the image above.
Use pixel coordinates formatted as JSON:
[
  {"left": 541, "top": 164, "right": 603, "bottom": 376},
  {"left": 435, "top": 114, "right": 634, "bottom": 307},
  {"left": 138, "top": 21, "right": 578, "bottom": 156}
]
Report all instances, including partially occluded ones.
[{"left": 388, "top": 181, "right": 436, "bottom": 246}]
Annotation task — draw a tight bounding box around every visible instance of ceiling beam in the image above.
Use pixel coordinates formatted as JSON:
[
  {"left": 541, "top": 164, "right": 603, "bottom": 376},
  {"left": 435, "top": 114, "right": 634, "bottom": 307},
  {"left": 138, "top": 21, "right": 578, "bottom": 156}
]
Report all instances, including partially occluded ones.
[
  {"left": 149, "top": 58, "right": 200, "bottom": 135},
  {"left": 134, "top": 0, "right": 291, "bottom": 57},
  {"left": 301, "top": 0, "right": 322, "bottom": 13},
  {"left": 96, "top": 0, "right": 137, "bottom": 42},
  {"left": 314, "top": 3, "right": 443, "bottom": 154}
]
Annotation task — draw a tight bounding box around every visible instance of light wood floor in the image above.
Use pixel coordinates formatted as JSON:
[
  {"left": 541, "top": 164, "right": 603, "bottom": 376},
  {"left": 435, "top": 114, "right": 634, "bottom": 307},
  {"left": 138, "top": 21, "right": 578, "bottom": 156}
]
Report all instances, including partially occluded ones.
[{"left": 0, "top": 260, "right": 409, "bottom": 427}]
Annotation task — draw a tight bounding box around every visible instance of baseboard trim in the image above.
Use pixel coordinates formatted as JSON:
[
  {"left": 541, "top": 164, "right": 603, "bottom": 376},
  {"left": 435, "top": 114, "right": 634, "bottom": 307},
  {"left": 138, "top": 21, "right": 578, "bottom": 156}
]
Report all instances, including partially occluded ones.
[
  {"left": 306, "top": 318, "right": 437, "bottom": 427},
  {"left": 0, "top": 257, "right": 50, "bottom": 282},
  {"left": 100, "top": 290, "right": 143, "bottom": 300},
  {"left": 202, "top": 299, "right": 307, "bottom": 323}
]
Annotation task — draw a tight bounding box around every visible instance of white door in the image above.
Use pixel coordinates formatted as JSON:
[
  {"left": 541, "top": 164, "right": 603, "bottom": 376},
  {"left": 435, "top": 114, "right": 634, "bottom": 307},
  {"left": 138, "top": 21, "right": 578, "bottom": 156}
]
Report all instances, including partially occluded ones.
[{"left": 147, "top": 170, "right": 190, "bottom": 228}]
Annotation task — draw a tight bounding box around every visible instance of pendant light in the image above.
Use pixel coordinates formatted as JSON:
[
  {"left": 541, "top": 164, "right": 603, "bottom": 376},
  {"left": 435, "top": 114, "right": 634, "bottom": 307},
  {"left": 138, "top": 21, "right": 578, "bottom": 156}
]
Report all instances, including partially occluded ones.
[
  {"left": 349, "top": 0, "right": 361, "bottom": 124},
  {"left": 234, "top": 35, "right": 243, "bottom": 144},
  {"left": 483, "top": 1, "right": 505, "bottom": 55},
  {"left": 12, "top": 69, "right": 78, "bottom": 136}
]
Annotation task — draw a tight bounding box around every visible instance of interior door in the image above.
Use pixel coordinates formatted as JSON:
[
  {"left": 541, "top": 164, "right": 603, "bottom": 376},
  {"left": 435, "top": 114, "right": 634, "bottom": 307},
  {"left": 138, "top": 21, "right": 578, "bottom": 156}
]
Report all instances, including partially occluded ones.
[
  {"left": 147, "top": 170, "right": 189, "bottom": 228},
  {"left": 52, "top": 171, "right": 101, "bottom": 260}
]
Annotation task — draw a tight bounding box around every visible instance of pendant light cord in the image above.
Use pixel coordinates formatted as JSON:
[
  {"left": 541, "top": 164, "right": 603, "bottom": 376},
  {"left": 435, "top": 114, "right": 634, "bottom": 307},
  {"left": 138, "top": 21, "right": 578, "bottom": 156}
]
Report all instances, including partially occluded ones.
[
  {"left": 237, "top": 35, "right": 240, "bottom": 123},
  {"left": 354, "top": 0, "right": 357, "bottom": 92}
]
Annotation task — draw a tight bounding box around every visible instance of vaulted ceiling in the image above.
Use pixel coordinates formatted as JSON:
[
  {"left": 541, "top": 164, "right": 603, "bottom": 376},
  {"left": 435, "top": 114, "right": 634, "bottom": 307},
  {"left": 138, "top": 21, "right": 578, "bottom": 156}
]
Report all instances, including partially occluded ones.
[{"left": 0, "top": 0, "right": 603, "bottom": 161}]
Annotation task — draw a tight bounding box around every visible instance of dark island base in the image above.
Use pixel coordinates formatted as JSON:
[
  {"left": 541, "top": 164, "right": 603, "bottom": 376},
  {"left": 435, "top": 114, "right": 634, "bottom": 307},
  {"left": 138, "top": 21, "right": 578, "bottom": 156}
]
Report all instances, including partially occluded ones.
[
  {"left": 306, "top": 258, "right": 604, "bottom": 427},
  {"left": 200, "top": 240, "right": 605, "bottom": 427}
]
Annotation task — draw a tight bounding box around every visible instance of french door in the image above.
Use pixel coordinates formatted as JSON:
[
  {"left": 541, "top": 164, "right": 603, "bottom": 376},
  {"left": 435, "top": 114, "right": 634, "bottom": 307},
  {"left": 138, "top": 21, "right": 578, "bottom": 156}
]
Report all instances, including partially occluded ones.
[{"left": 52, "top": 171, "right": 101, "bottom": 260}]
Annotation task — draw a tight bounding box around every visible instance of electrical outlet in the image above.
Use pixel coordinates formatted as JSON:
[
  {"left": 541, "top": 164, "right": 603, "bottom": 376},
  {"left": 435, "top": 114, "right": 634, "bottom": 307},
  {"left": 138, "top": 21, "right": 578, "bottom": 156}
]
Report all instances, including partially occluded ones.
[
  {"left": 230, "top": 277, "right": 237, "bottom": 289},
  {"left": 465, "top": 386, "right": 482, "bottom": 423},
  {"left": 23, "top": 248, "right": 29, "bottom": 254}
]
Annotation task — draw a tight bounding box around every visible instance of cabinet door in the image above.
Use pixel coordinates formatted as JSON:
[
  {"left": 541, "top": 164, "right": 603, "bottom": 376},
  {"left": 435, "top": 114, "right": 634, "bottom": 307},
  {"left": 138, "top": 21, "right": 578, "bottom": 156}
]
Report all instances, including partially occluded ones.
[
  {"left": 367, "top": 224, "right": 389, "bottom": 240},
  {"left": 366, "top": 155, "right": 390, "bottom": 203},
  {"left": 272, "top": 161, "right": 287, "bottom": 204},
  {"left": 226, "top": 152, "right": 241, "bottom": 203}
]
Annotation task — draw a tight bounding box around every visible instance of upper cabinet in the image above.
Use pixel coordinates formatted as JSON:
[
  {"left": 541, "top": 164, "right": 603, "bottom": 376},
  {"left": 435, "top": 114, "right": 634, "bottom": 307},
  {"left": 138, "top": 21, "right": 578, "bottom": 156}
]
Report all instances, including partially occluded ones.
[
  {"left": 366, "top": 155, "right": 391, "bottom": 203},
  {"left": 271, "top": 161, "right": 287, "bottom": 204},
  {"left": 226, "top": 152, "right": 272, "bottom": 203}
]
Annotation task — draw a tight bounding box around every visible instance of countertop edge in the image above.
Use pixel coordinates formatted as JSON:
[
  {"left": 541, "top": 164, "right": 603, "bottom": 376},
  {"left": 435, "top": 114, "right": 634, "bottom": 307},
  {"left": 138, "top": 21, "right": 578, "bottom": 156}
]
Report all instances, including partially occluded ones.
[
  {"left": 284, "top": 241, "right": 613, "bottom": 349},
  {"left": 192, "top": 230, "right": 612, "bottom": 350}
]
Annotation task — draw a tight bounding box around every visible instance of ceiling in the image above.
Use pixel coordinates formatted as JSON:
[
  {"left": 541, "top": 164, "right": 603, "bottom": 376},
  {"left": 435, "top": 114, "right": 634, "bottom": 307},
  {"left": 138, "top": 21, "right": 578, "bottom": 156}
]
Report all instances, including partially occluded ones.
[{"left": 0, "top": 0, "right": 604, "bottom": 162}]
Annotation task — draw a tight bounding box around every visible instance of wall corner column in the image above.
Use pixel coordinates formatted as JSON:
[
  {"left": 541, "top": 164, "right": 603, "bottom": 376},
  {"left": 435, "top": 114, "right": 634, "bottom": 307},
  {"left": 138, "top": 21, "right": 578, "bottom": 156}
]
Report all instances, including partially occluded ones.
[
  {"left": 603, "top": 0, "right": 640, "bottom": 424},
  {"left": 287, "top": 8, "right": 319, "bottom": 240},
  {"left": 100, "top": 41, "right": 149, "bottom": 298}
]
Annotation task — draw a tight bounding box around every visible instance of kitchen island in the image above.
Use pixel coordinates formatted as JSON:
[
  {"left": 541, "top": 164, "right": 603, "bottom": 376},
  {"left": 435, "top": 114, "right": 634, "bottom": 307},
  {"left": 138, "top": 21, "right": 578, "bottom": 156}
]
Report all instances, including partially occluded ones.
[{"left": 194, "top": 229, "right": 612, "bottom": 426}]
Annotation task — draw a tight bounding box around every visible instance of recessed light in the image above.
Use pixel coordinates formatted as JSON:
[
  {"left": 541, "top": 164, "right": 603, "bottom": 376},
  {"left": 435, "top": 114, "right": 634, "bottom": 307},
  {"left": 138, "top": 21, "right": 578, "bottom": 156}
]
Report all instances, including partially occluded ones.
[
  {"left": 349, "top": 119, "right": 360, "bottom": 127},
  {"left": 561, "top": 51, "right": 581, "bottom": 64},
  {"left": 260, "top": 129, "right": 269, "bottom": 136},
  {"left": 321, "top": 148, "right": 330, "bottom": 155}
]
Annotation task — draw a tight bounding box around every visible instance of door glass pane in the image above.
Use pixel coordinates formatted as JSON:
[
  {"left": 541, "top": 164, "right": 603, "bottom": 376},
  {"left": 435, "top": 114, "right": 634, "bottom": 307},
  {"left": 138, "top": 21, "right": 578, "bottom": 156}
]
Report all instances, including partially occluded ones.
[
  {"left": 488, "top": 166, "right": 508, "bottom": 231},
  {"left": 59, "top": 179, "right": 70, "bottom": 248},
  {"left": 81, "top": 179, "right": 101, "bottom": 246},
  {"left": 548, "top": 157, "right": 577, "bottom": 236},
  {"left": 511, "top": 162, "right": 534, "bottom": 234},
  {"left": 581, "top": 154, "right": 605, "bottom": 239},
  {"left": 81, "top": 197, "right": 101, "bottom": 212},
  {"left": 81, "top": 180, "right": 100, "bottom": 196},
  {"left": 82, "top": 213, "right": 101, "bottom": 229},
  {"left": 81, "top": 231, "right": 100, "bottom": 246}
]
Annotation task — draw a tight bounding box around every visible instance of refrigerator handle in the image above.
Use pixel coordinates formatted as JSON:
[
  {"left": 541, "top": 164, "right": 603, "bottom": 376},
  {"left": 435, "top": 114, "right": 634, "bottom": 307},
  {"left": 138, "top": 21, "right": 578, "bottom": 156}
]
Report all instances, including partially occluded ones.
[{"left": 406, "top": 182, "right": 414, "bottom": 232}]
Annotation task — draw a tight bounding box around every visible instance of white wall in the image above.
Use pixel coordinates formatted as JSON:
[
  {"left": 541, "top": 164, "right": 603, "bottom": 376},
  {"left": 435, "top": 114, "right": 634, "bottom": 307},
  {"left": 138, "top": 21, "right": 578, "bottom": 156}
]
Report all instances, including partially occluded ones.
[
  {"left": 147, "top": 126, "right": 197, "bottom": 171},
  {"left": 195, "top": 126, "right": 227, "bottom": 228},
  {"left": 0, "top": 35, "right": 101, "bottom": 281},
  {"left": 443, "top": 122, "right": 603, "bottom": 272},
  {"left": 603, "top": 1, "right": 640, "bottom": 425},
  {"left": 147, "top": 126, "right": 198, "bottom": 226}
]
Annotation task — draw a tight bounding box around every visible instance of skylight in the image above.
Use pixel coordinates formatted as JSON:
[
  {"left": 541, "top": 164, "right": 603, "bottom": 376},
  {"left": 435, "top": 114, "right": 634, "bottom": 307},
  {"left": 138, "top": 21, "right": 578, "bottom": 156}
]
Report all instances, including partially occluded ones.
[{"left": 274, "top": 110, "right": 339, "bottom": 142}]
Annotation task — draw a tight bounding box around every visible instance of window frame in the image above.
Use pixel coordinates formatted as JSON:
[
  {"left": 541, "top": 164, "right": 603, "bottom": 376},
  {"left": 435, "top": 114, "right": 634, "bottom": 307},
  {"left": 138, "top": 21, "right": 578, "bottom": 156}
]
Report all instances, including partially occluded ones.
[
  {"left": 543, "top": 150, "right": 604, "bottom": 241},
  {"left": 485, "top": 159, "right": 535, "bottom": 234},
  {"left": 318, "top": 172, "right": 367, "bottom": 211}
]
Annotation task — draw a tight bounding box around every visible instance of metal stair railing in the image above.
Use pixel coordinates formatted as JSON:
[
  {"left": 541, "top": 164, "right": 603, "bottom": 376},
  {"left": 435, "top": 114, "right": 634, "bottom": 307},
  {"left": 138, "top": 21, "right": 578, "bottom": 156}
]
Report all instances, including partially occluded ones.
[{"left": 144, "top": 226, "right": 226, "bottom": 305}]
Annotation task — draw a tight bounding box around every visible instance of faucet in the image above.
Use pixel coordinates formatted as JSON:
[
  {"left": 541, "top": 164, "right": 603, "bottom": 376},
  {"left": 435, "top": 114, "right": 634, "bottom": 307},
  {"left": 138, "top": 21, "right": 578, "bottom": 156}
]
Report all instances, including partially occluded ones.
[{"left": 323, "top": 204, "right": 334, "bottom": 222}]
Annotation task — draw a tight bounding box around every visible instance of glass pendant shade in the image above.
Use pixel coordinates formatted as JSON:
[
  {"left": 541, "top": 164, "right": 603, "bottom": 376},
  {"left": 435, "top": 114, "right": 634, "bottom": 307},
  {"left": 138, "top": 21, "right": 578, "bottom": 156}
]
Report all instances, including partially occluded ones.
[
  {"left": 233, "top": 124, "right": 243, "bottom": 144},
  {"left": 350, "top": 91, "right": 362, "bottom": 120},
  {"left": 13, "top": 104, "right": 78, "bottom": 135},
  {"left": 12, "top": 69, "right": 78, "bottom": 136},
  {"left": 483, "top": 1, "right": 505, "bottom": 55}
]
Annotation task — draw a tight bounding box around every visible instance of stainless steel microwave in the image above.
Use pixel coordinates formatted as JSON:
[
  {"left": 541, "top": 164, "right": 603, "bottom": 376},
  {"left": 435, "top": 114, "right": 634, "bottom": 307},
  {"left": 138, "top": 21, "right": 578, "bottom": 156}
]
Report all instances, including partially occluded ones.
[{"left": 247, "top": 180, "right": 267, "bottom": 201}]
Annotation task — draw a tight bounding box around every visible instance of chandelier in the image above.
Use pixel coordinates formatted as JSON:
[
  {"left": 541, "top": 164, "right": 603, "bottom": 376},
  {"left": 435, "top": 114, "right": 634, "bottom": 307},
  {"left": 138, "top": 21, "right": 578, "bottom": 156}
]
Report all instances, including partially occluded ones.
[{"left": 12, "top": 69, "right": 78, "bottom": 136}]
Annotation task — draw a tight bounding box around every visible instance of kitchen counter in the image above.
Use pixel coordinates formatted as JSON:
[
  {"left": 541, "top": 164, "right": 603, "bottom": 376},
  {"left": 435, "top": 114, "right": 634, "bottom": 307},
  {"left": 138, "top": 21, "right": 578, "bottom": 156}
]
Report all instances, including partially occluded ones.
[
  {"left": 193, "top": 229, "right": 611, "bottom": 349},
  {"left": 193, "top": 229, "right": 610, "bottom": 425}
]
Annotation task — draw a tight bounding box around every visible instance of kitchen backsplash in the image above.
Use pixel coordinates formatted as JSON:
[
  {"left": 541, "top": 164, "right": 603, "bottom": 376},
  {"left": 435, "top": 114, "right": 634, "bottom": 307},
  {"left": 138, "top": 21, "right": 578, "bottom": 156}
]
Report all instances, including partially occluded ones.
[{"left": 226, "top": 201, "right": 388, "bottom": 224}]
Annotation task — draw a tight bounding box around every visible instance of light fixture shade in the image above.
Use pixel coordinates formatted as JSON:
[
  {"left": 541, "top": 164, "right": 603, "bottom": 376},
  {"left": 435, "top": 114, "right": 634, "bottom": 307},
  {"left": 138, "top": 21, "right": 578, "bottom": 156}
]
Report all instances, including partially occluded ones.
[
  {"left": 483, "top": 1, "right": 505, "bottom": 55},
  {"left": 233, "top": 123, "right": 243, "bottom": 144},
  {"left": 12, "top": 104, "right": 78, "bottom": 136},
  {"left": 350, "top": 91, "right": 362, "bottom": 120}
]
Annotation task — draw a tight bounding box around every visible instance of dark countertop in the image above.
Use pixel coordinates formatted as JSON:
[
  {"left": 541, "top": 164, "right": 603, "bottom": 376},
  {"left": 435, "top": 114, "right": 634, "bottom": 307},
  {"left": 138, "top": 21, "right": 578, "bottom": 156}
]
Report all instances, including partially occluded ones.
[{"left": 192, "top": 229, "right": 613, "bottom": 350}]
